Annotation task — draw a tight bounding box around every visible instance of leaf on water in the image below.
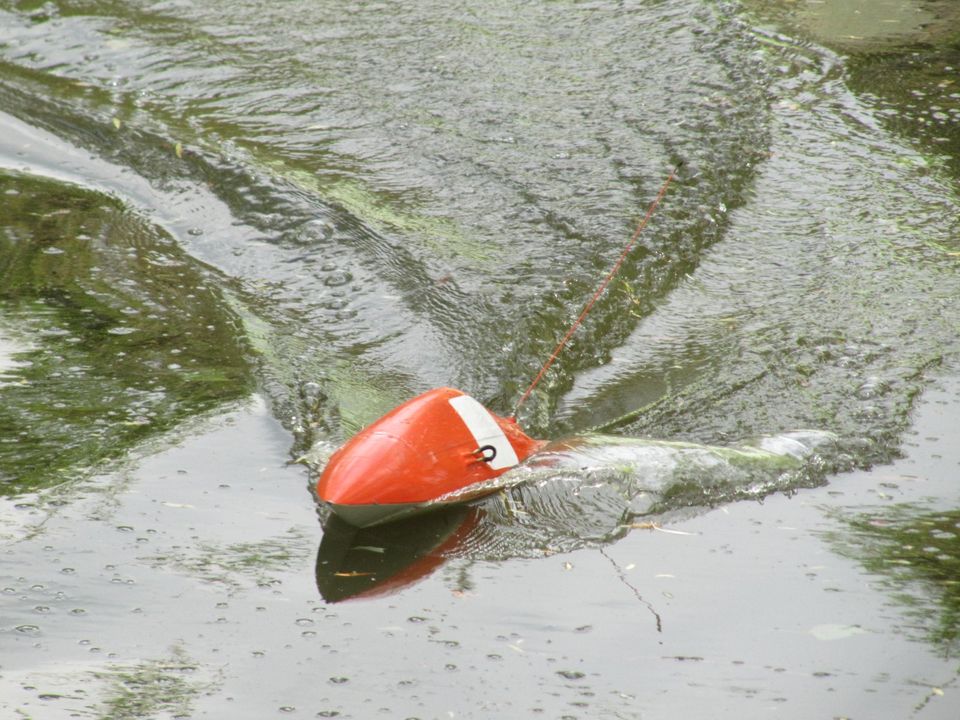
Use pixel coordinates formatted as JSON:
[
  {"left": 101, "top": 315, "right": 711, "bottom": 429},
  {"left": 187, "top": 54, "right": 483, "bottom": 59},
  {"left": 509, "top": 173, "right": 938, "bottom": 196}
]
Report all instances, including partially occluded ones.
[
  {"left": 334, "top": 571, "right": 374, "bottom": 577},
  {"left": 112, "top": 117, "right": 121, "bottom": 130},
  {"left": 627, "top": 522, "right": 695, "bottom": 536},
  {"left": 562, "top": 561, "right": 573, "bottom": 570},
  {"left": 932, "top": 687, "right": 944, "bottom": 696},
  {"left": 175, "top": 142, "right": 183, "bottom": 159}
]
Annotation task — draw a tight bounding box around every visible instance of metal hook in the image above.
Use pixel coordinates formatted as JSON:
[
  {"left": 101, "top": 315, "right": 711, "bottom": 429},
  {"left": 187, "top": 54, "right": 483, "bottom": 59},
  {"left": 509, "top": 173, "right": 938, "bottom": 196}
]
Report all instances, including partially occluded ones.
[{"left": 474, "top": 444, "right": 497, "bottom": 463}]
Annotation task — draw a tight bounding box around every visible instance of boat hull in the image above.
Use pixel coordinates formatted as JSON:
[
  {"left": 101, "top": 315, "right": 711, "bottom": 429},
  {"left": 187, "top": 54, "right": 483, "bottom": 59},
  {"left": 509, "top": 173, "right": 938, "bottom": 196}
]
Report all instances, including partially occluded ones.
[
  {"left": 317, "top": 387, "right": 542, "bottom": 526},
  {"left": 326, "top": 501, "right": 435, "bottom": 529}
]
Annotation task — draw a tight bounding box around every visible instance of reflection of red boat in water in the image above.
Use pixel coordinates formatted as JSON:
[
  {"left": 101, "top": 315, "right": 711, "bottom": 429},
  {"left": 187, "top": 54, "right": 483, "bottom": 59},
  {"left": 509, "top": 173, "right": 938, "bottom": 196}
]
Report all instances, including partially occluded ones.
[
  {"left": 316, "top": 387, "right": 544, "bottom": 528},
  {"left": 316, "top": 507, "right": 481, "bottom": 602}
]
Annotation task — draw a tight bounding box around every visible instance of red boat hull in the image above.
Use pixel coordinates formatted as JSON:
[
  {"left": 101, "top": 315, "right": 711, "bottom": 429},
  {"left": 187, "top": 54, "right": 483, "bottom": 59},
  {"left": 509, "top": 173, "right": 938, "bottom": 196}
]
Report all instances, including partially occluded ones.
[{"left": 317, "top": 387, "right": 543, "bottom": 527}]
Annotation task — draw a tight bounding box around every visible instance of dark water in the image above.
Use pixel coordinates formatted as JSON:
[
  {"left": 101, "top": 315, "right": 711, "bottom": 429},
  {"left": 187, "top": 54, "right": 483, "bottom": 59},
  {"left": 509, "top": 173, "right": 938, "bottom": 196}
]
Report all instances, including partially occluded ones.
[{"left": 2, "top": 0, "right": 960, "bottom": 717}]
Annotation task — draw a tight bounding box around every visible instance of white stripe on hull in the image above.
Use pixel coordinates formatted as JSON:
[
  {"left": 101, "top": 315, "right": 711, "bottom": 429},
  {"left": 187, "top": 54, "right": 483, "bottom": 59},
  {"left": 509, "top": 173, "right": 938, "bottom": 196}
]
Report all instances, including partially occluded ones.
[{"left": 447, "top": 394, "right": 519, "bottom": 470}]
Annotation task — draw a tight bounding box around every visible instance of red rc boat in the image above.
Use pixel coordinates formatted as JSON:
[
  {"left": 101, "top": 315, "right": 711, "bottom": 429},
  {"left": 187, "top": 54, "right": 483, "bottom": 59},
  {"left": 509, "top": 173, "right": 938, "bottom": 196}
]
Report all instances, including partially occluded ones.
[
  {"left": 316, "top": 387, "right": 544, "bottom": 527},
  {"left": 316, "top": 165, "right": 681, "bottom": 528}
]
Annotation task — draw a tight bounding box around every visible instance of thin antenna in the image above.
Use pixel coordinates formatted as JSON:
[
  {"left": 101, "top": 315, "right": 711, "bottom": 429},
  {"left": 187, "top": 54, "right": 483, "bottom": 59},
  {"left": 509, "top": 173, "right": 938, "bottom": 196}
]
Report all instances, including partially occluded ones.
[{"left": 513, "top": 162, "right": 683, "bottom": 415}]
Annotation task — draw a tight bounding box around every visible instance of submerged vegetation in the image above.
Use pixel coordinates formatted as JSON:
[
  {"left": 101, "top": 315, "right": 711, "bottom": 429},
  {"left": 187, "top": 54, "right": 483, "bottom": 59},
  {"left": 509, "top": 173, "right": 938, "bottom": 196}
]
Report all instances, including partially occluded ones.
[
  {"left": 0, "top": 170, "right": 253, "bottom": 493},
  {"left": 146, "top": 527, "right": 313, "bottom": 589},
  {"left": 825, "top": 504, "right": 960, "bottom": 656},
  {"left": 92, "top": 646, "right": 210, "bottom": 720}
]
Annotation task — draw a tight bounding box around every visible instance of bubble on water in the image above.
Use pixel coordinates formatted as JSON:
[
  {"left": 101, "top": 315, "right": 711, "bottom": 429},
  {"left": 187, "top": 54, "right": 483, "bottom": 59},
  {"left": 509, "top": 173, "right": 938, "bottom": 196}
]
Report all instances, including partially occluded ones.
[
  {"left": 15, "top": 624, "right": 41, "bottom": 635},
  {"left": 291, "top": 219, "right": 336, "bottom": 245},
  {"left": 302, "top": 382, "right": 325, "bottom": 406},
  {"left": 323, "top": 297, "right": 349, "bottom": 311},
  {"left": 323, "top": 271, "right": 353, "bottom": 287},
  {"left": 856, "top": 376, "right": 890, "bottom": 400},
  {"left": 329, "top": 676, "right": 349, "bottom": 684},
  {"left": 557, "top": 670, "right": 585, "bottom": 680}
]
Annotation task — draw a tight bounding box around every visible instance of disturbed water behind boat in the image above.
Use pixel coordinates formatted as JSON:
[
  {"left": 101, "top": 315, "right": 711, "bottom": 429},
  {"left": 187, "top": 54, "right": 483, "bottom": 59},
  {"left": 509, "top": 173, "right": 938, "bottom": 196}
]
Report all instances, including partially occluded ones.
[
  {"left": 2, "top": 1, "right": 959, "bottom": 482},
  {"left": 1, "top": 0, "right": 959, "bottom": 717}
]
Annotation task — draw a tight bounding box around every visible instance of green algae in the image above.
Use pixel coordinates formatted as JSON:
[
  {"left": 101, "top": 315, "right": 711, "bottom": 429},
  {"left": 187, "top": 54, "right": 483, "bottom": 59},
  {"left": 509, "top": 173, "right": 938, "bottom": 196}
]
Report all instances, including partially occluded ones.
[
  {"left": 824, "top": 504, "right": 960, "bottom": 655},
  {"left": 92, "top": 646, "right": 211, "bottom": 720},
  {"left": 0, "top": 170, "right": 253, "bottom": 494},
  {"left": 255, "top": 153, "right": 492, "bottom": 263},
  {"left": 222, "top": 288, "right": 406, "bottom": 439},
  {"left": 146, "top": 527, "right": 312, "bottom": 589}
]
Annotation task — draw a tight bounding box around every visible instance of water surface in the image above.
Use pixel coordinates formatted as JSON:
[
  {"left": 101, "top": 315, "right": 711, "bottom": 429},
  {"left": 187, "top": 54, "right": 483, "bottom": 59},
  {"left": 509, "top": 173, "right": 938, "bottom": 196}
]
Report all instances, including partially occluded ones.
[{"left": 1, "top": 0, "right": 959, "bottom": 717}]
